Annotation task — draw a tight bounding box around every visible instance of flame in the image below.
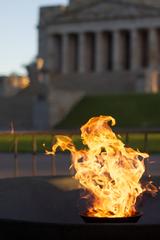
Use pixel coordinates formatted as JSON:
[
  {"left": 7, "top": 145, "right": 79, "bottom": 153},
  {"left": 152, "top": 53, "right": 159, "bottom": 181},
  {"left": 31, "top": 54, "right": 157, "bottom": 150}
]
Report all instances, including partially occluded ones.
[{"left": 47, "top": 116, "right": 150, "bottom": 218}]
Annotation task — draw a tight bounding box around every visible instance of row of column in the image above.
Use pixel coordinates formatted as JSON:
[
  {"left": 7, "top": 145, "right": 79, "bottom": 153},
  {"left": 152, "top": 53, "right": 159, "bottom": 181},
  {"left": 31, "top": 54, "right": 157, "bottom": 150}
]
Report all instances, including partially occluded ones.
[{"left": 48, "top": 28, "right": 160, "bottom": 74}]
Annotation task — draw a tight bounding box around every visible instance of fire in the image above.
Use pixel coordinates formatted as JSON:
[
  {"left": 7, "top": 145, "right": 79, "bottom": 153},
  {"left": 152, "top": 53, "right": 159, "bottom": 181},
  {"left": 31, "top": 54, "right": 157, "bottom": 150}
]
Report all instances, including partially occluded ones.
[{"left": 47, "top": 116, "right": 150, "bottom": 218}]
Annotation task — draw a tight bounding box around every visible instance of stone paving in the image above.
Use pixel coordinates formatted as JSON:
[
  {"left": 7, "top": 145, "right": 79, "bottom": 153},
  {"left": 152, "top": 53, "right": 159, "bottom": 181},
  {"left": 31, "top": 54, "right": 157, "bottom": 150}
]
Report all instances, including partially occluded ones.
[
  {"left": 0, "top": 153, "right": 71, "bottom": 179},
  {"left": 0, "top": 153, "right": 159, "bottom": 179}
]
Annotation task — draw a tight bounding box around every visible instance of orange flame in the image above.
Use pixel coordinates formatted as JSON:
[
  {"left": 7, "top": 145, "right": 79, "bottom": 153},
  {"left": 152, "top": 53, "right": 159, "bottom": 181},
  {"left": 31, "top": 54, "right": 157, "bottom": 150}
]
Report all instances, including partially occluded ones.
[{"left": 47, "top": 116, "right": 150, "bottom": 218}]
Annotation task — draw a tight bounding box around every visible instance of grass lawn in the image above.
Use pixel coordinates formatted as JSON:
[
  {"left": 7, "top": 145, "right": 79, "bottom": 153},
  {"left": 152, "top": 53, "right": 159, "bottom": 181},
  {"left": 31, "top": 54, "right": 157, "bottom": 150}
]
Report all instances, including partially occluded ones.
[
  {"left": 0, "top": 133, "right": 159, "bottom": 154},
  {"left": 0, "top": 134, "right": 53, "bottom": 153},
  {"left": 55, "top": 93, "right": 160, "bottom": 129}
]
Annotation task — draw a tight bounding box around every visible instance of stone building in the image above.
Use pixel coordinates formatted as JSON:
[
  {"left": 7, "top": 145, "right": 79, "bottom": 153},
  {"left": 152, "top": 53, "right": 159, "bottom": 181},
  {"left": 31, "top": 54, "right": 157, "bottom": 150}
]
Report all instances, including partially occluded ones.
[
  {"left": 30, "top": 0, "right": 160, "bottom": 127},
  {"left": 0, "top": 75, "right": 34, "bottom": 130},
  {"left": 0, "top": 76, "right": 7, "bottom": 96},
  {"left": 0, "top": 74, "right": 30, "bottom": 97}
]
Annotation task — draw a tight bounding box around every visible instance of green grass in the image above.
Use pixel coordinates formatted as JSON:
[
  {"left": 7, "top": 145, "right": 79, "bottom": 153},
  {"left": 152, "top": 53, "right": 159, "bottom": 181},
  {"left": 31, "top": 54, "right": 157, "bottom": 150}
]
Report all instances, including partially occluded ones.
[
  {"left": 0, "top": 133, "right": 159, "bottom": 154},
  {"left": 0, "top": 134, "right": 53, "bottom": 153},
  {"left": 55, "top": 93, "right": 160, "bottom": 129}
]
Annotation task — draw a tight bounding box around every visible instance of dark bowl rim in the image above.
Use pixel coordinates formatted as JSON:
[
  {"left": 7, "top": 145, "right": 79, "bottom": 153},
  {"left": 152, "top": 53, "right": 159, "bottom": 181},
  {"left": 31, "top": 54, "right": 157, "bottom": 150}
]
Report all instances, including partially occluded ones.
[
  {"left": 80, "top": 212, "right": 143, "bottom": 223},
  {"left": 80, "top": 212, "right": 143, "bottom": 220}
]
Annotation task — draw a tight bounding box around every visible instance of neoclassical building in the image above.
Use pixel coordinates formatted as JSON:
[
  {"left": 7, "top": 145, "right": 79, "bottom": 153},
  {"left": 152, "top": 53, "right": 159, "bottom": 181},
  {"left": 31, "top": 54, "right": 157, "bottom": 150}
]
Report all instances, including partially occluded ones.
[{"left": 31, "top": 0, "right": 160, "bottom": 126}]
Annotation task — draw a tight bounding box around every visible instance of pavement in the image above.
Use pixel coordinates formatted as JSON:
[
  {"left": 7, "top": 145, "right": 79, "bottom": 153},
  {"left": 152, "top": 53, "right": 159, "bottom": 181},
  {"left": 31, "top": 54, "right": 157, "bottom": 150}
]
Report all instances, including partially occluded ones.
[
  {"left": 0, "top": 153, "right": 72, "bottom": 179},
  {"left": 0, "top": 155, "right": 159, "bottom": 238},
  {"left": 0, "top": 175, "right": 159, "bottom": 225},
  {"left": 0, "top": 153, "right": 159, "bottom": 179}
]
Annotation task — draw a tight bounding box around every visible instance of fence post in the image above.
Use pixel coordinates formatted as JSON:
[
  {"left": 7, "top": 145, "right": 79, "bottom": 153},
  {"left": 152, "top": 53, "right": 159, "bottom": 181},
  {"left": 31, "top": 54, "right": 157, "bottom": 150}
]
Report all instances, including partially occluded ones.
[
  {"left": 32, "top": 135, "right": 37, "bottom": 155},
  {"left": 14, "top": 136, "right": 18, "bottom": 158},
  {"left": 144, "top": 132, "right": 148, "bottom": 152},
  {"left": 51, "top": 135, "right": 56, "bottom": 175}
]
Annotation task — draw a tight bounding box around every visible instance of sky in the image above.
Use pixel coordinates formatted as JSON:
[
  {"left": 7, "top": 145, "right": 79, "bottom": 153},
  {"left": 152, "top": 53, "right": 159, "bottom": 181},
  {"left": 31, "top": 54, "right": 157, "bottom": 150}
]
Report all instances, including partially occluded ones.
[{"left": 0, "top": 0, "right": 68, "bottom": 76}]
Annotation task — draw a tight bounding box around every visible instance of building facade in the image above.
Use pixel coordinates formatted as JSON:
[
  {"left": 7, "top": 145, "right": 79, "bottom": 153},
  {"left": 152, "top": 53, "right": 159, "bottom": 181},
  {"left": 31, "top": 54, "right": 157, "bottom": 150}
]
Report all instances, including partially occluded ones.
[
  {"left": 31, "top": 0, "right": 160, "bottom": 127},
  {"left": 0, "top": 76, "right": 6, "bottom": 96}
]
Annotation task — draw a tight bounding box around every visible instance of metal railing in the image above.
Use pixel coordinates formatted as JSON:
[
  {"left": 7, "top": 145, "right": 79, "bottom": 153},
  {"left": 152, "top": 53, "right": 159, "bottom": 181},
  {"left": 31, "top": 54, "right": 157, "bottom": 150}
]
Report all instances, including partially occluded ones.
[
  {"left": 116, "top": 128, "right": 160, "bottom": 152},
  {"left": 0, "top": 128, "right": 159, "bottom": 178},
  {"left": 0, "top": 129, "right": 79, "bottom": 156},
  {"left": 2, "top": 127, "right": 159, "bottom": 153}
]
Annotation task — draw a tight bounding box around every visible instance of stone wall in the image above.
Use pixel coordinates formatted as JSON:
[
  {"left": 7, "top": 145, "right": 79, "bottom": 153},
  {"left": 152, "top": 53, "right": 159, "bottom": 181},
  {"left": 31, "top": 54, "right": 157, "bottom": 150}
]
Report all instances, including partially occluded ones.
[
  {"left": 0, "top": 77, "right": 5, "bottom": 96},
  {"left": 50, "top": 71, "right": 147, "bottom": 95},
  {"left": 0, "top": 90, "right": 33, "bottom": 130},
  {"left": 48, "top": 89, "right": 84, "bottom": 127}
]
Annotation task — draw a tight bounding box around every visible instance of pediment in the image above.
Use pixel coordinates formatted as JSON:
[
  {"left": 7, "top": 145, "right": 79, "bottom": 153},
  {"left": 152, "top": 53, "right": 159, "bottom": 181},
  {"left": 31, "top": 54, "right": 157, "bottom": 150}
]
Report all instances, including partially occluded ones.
[{"left": 54, "top": 0, "right": 160, "bottom": 23}]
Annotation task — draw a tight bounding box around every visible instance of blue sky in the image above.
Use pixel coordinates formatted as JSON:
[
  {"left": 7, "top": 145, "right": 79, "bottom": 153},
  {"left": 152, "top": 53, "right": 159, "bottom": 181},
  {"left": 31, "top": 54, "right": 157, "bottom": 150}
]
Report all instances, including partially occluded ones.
[{"left": 0, "top": 0, "right": 68, "bottom": 75}]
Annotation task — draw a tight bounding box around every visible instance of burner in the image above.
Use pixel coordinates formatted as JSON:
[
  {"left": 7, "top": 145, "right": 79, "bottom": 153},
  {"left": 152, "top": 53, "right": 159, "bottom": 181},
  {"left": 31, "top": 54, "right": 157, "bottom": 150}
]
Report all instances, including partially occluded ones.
[{"left": 80, "top": 212, "right": 142, "bottom": 223}]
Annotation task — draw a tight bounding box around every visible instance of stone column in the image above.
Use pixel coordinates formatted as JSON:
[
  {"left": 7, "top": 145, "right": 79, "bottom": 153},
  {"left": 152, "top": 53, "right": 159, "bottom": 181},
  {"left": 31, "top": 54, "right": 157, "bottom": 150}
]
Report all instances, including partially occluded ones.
[
  {"left": 47, "top": 35, "right": 55, "bottom": 71},
  {"left": 149, "top": 29, "right": 159, "bottom": 68},
  {"left": 62, "top": 33, "right": 69, "bottom": 74},
  {"left": 95, "top": 32, "right": 106, "bottom": 72},
  {"left": 131, "top": 29, "right": 141, "bottom": 71},
  {"left": 113, "top": 30, "right": 123, "bottom": 71},
  {"left": 78, "top": 33, "right": 86, "bottom": 73},
  {"left": 145, "top": 68, "right": 159, "bottom": 93}
]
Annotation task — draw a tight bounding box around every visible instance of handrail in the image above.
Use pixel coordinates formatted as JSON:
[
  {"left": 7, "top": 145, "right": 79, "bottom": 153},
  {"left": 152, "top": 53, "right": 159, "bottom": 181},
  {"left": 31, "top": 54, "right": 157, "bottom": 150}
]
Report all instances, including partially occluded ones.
[
  {"left": 0, "top": 128, "right": 158, "bottom": 155},
  {"left": 0, "top": 128, "right": 160, "bottom": 135}
]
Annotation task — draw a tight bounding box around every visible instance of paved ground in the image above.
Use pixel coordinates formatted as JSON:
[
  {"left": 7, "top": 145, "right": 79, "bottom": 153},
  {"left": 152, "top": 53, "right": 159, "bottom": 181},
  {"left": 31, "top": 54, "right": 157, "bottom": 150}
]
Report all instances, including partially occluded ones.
[
  {"left": 0, "top": 153, "right": 72, "bottom": 179},
  {"left": 0, "top": 157, "right": 159, "bottom": 238},
  {"left": 0, "top": 176, "right": 159, "bottom": 225},
  {"left": 0, "top": 153, "right": 159, "bottom": 179}
]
